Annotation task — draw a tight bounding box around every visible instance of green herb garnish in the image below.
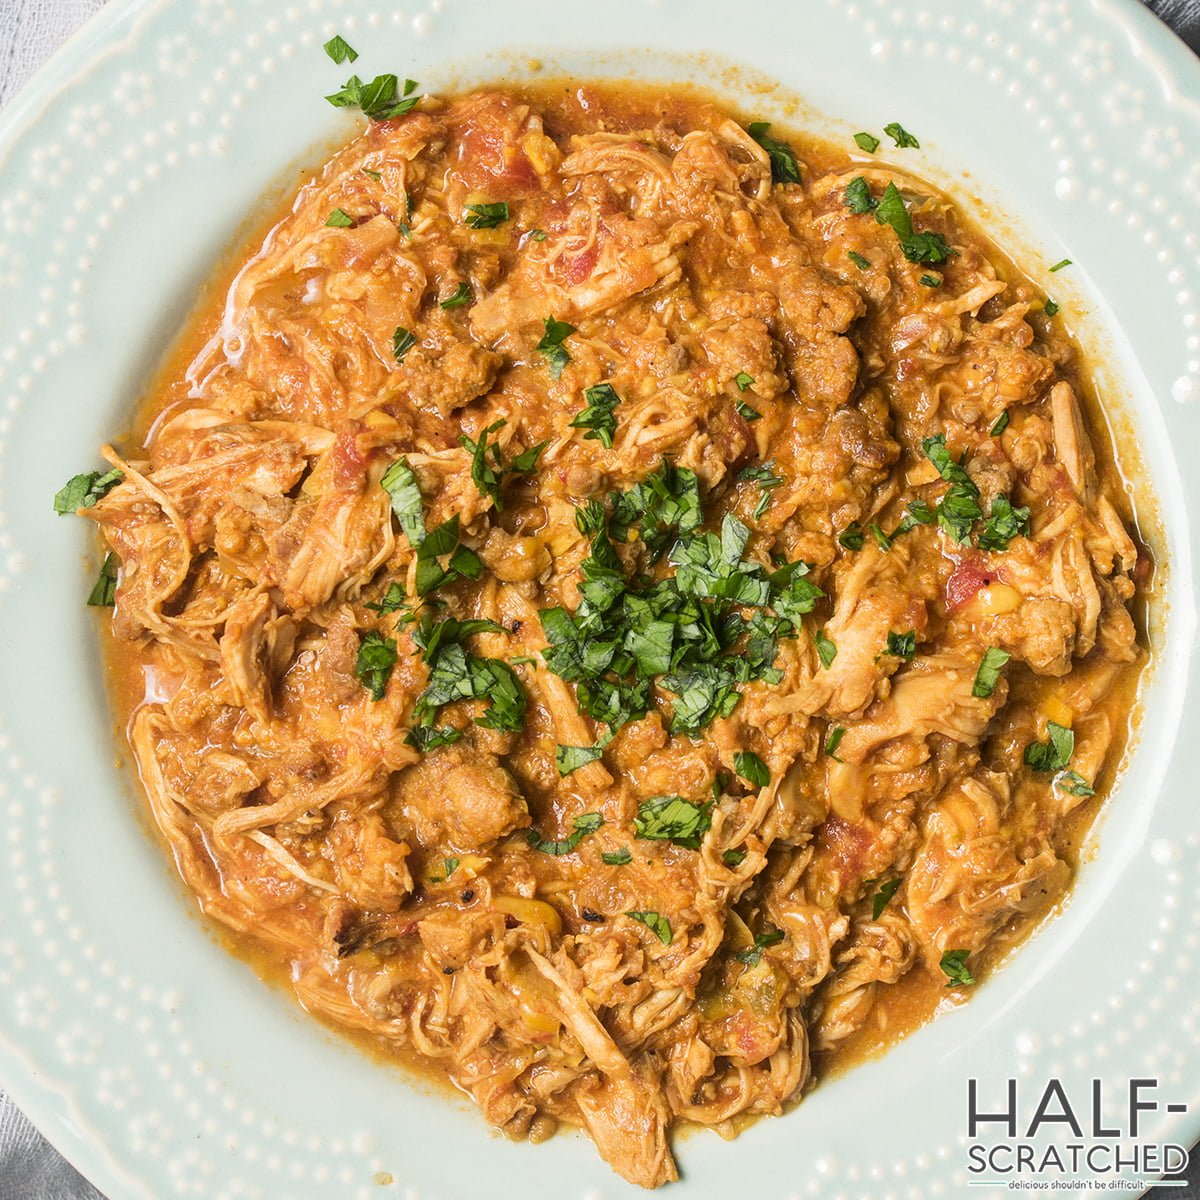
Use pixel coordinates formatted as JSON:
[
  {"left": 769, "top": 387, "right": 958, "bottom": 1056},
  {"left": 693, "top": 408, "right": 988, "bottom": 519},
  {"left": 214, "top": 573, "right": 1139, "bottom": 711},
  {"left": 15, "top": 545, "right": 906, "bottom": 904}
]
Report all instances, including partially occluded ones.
[
  {"left": 325, "top": 73, "right": 420, "bottom": 121},
  {"left": 464, "top": 201, "right": 509, "bottom": 230},
  {"left": 527, "top": 812, "right": 603, "bottom": 856},
  {"left": 536, "top": 315, "right": 575, "bottom": 379},
  {"left": 853, "top": 131, "right": 880, "bottom": 153},
  {"left": 734, "top": 928, "right": 784, "bottom": 966},
  {"left": 570, "top": 382, "right": 621, "bottom": 448},
  {"left": 87, "top": 553, "right": 119, "bottom": 607},
  {"left": 440, "top": 282, "right": 473, "bottom": 309},
  {"left": 883, "top": 121, "right": 920, "bottom": 148},
  {"left": 972, "top": 647, "right": 1010, "bottom": 699},
  {"left": 355, "top": 630, "right": 398, "bottom": 701},
  {"left": 55, "top": 468, "right": 122, "bottom": 515},
  {"left": 1024, "top": 721, "right": 1074, "bottom": 773},
  {"left": 747, "top": 122, "right": 802, "bottom": 184},
  {"left": 323, "top": 35, "right": 358, "bottom": 64},
  {"left": 626, "top": 910, "right": 672, "bottom": 944},
  {"left": 940, "top": 949, "right": 975, "bottom": 987},
  {"left": 734, "top": 750, "right": 769, "bottom": 788}
]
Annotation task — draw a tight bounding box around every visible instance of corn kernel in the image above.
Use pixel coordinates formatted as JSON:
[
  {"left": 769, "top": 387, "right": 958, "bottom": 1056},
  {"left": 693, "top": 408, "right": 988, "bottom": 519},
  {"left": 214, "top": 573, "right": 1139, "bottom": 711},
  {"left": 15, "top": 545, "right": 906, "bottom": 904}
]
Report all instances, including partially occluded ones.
[
  {"left": 976, "top": 582, "right": 1023, "bottom": 616},
  {"left": 1042, "top": 696, "right": 1074, "bottom": 727}
]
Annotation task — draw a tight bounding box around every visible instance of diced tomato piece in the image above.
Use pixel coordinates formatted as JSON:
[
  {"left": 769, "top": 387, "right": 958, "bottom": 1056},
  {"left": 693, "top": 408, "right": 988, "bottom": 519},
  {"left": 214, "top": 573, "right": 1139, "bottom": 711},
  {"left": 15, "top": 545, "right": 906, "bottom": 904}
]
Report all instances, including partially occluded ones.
[{"left": 945, "top": 556, "right": 992, "bottom": 610}]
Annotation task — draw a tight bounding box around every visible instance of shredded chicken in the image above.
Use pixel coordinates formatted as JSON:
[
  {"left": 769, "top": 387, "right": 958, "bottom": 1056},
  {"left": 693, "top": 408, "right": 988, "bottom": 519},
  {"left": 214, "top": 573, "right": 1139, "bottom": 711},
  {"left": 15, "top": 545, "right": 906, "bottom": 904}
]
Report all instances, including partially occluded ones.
[{"left": 69, "top": 83, "right": 1147, "bottom": 1188}]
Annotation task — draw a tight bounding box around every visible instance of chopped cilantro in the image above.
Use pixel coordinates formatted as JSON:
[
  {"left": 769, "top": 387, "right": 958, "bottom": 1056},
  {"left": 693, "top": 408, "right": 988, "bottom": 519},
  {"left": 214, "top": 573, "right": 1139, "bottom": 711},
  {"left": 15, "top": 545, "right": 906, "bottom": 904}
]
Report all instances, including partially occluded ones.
[
  {"left": 461, "top": 418, "right": 547, "bottom": 511},
  {"left": 990, "top": 410, "right": 1010, "bottom": 437},
  {"left": 734, "top": 750, "right": 769, "bottom": 788},
  {"left": 536, "top": 315, "right": 575, "bottom": 379},
  {"left": 747, "top": 122, "right": 802, "bottom": 184},
  {"left": 1024, "top": 721, "right": 1074, "bottom": 773},
  {"left": 815, "top": 630, "right": 837, "bottom": 670},
  {"left": 87, "top": 553, "right": 119, "bottom": 607},
  {"left": 464, "top": 201, "right": 509, "bottom": 230},
  {"left": 1055, "top": 770, "right": 1094, "bottom": 797},
  {"left": 885, "top": 629, "right": 916, "bottom": 661},
  {"left": 824, "top": 725, "right": 846, "bottom": 759},
  {"left": 978, "top": 494, "right": 1031, "bottom": 552},
  {"left": 570, "top": 382, "right": 621, "bottom": 448},
  {"left": 884, "top": 121, "right": 920, "bottom": 148},
  {"left": 734, "top": 928, "right": 784, "bottom": 966},
  {"left": 848, "top": 250, "right": 872, "bottom": 270},
  {"left": 972, "top": 647, "right": 1011, "bottom": 699},
  {"left": 844, "top": 176, "right": 876, "bottom": 214},
  {"left": 941, "top": 948, "right": 976, "bottom": 987},
  {"left": 323, "top": 35, "right": 358, "bottom": 64},
  {"left": 1043, "top": 298, "right": 1060, "bottom": 317},
  {"left": 634, "top": 795, "right": 713, "bottom": 849},
  {"left": 325, "top": 208, "right": 354, "bottom": 227},
  {"left": 1049, "top": 258, "right": 1072, "bottom": 272},
  {"left": 602, "top": 847, "right": 632, "bottom": 866},
  {"left": 55, "top": 468, "right": 122, "bottom": 515},
  {"left": 626, "top": 910, "right": 672, "bottom": 944},
  {"left": 527, "top": 812, "right": 603, "bottom": 856},
  {"left": 853, "top": 131, "right": 880, "bottom": 153},
  {"left": 440, "top": 281, "right": 473, "bottom": 309},
  {"left": 325, "top": 73, "right": 420, "bottom": 121},
  {"left": 839, "top": 522, "right": 865, "bottom": 551},
  {"left": 355, "top": 630, "right": 398, "bottom": 701},
  {"left": 392, "top": 326, "right": 416, "bottom": 362},
  {"left": 871, "top": 877, "right": 902, "bottom": 919}
]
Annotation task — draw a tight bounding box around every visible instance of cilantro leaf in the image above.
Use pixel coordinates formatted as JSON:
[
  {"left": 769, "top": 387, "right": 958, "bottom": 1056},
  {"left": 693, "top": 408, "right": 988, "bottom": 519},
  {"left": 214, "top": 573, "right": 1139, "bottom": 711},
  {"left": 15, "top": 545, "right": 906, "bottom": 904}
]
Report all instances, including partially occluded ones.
[
  {"left": 815, "top": 630, "right": 837, "bottom": 670},
  {"left": 853, "top": 131, "right": 880, "bottom": 153},
  {"left": 87, "top": 553, "right": 119, "bottom": 607},
  {"left": 733, "top": 750, "right": 769, "bottom": 788},
  {"left": 990, "top": 410, "right": 1010, "bottom": 437},
  {"left": 536, "top": 315, "right": 576, "bottom": 379},
  {"left": 460, "top": 419, "right": 546, "bottom": 511},
  {"left": 326, "top": 208, "right": 354, "bottom": 228},
  {"left": 1024, "top": 721, "right": 1074, "bottom": 773},
  {"left": 978, "top": 494, "right": 1031, "bottom": 552},
  {"left": 381, "top": 458, "right": 426, "bottom": 547},
  {"left": 1055, "top": 770, "right": 1094, "bottom": 798},
  {"left": 325, "top": 73, "right": 420, "bottom": 121},
  {"left": 871, "top": 877, "right": 902, "bottom": 919},
  {"left": 603, "top": 848, "right": 632, "bottom": 866},
  {"left": 626, "top": 910, "right": 672, "bottom": 944},
  {"left": 440, "top": 281, "right": 473, "bottom": 309},
  {"left": 972, "top": 647, "right": 1010, "bottom": 699},
  {"left": 355, "top": 630, "right": 398, "bottom": 701},
  {"left": 392, "top": 326, "right": 416, "bottom": 362},
  {"left": 883, "top": 121, "right": 920, "bottom": 148},
  {"left": 747, "top": 122, "right": 802, "bottom": 184},
  {"left": 323, "top": 35, "right": 358, "bottom": 64},
  {"left": 365, "top": 581, "right": 408, "bottom": 615},
  {"left": 844, "top": 176, "right": 876, "bottom": 214},
  {"left": 556, "top": 742, "right": 606, "bottom": 776},
  {"left": 839, "top": 522, "right": 865, "bottom": 551},
  {"left": 940, "top": 948, "right": 975, "bottom": 987},
  {"left": 634, "top": 795, "right": 713, "bottom": 849},
  {"left": 885, "top": 629, "right": 916, "bottom": 661},
  {"left": 527, "top": 812, "right": 603, "bottom": 856},
  {"left": 464, "top": 201, "right": 509, "bottom": 230},
  {"left": 55, "top": 468, "right": 122, "bottom": 515},
  {"left": 570, "top": 382, "right": 621, "bottom": 448},
  {"left": 824, "top": 725, "right": 845, "bottom": 759},
  {"left": 734, "top": 928, "right": 784, "bottom": 966},
  {"left": 848, "top": 250, "right": 871, "bottom": 270}
]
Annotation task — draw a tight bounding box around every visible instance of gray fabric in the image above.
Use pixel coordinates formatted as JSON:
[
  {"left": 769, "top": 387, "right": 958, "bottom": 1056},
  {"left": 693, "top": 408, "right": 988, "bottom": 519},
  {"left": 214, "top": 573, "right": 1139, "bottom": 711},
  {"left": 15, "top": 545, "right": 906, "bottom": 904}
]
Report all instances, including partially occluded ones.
[{"left": 0, "top": 0, "right": 1197, "bottom": 1196}]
